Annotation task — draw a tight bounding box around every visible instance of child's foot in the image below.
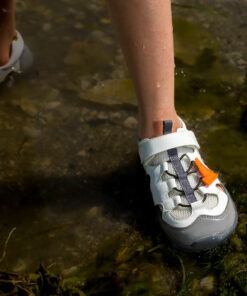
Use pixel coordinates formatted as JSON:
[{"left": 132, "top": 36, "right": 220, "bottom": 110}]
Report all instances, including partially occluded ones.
[
  {"left": 0, "top": 31, "right": 33, "bottom": 85},
  {"left": 138, "top": 118, "right": 238, "bottom": 251}
]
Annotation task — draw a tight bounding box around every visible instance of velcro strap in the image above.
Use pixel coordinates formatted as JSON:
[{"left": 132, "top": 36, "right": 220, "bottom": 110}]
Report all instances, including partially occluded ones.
[{"left": 139, "top": 131, "right": 200, "bottom": 163}]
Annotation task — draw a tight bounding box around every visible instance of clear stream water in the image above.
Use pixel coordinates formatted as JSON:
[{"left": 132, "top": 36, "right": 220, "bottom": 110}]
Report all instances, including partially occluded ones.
[{"left": 0, "top": 0, "right": 246, "bottom": 295}]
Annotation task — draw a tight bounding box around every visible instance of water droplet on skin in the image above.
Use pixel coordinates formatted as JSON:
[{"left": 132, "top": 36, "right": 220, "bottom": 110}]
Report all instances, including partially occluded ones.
[{"left": 156, "top": 82, "right": 161, "bottom": 88}]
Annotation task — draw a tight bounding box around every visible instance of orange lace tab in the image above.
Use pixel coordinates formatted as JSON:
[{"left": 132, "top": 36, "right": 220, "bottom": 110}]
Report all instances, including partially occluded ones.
[{"left": 194, "top": 157, "right": 218, "bottom": 186}]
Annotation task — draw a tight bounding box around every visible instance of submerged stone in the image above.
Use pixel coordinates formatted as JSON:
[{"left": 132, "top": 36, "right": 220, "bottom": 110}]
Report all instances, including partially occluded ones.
[
  {"left": 123, "top": 116, "right": 138, "bottom": 129},
  {"left": 82, "top": 78, "right": 136, "bottom": 105}
]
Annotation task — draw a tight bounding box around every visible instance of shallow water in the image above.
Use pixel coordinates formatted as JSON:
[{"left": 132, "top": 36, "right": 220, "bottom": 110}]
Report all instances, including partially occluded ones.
[{"left": 0, "top": 0, "right": 246, "bottom": 295}]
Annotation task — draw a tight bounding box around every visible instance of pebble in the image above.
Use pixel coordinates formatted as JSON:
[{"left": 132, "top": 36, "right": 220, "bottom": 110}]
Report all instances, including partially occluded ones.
[
  {"left": 80, "top": 79, "right": 91, "bottom": 91},
  {"left": 42, "top": 23, "right": 52, "bottom": 32},
  {"left": 77, "top": 150, "right": 87, "bottom": 157},
  {"left": 46, "top": 101, "right": 61, "bottom": 110},
  {"left": 13, "top": 259, "right": 28, "bottom": 273},
  {"left": 200, "top": 275, "right": 215, "bottom": 291},
  {"left": 97, "top": 112, "right": 108, "bottom": 120},
  {"left": 123, "top": 117, "right": 138, "bottom": 129},
  {"left": 19, "top": 99, "right": 38, "bottom": 116},
  {"left": 86, "top": 206, "right": 102, "bottom": 219},
  {"left": 74, "top": 23, "right": 84, "bottom": 30},
  {"left": 64, "top": 42, "right": 85, "bottom": 65},
  {"left": 23, "top": 126, "right": 42, "bottom": 138}
]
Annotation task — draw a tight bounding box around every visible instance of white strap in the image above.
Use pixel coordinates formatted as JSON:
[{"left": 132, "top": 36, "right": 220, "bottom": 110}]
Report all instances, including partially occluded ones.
[
  {"left": 160, "top": 162, "right": 168, "bottom": 173},
  {"left": 166, "top": 178, "right": 177, "bottom": 191},
  {"left": 139, "top": 130, "right": 200, "bottom": 163},
  {"left": 152, "top": 181, "right": 181, "bottom": 211},
  {"left": 163, "top": 195, "right": 182, "bottom": 212}
]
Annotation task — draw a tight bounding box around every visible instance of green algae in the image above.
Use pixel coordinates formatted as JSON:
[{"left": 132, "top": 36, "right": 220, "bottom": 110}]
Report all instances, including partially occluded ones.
[
  {"left": 64, "top": 41, "right": 116, "bottom": 76},
  {"left": 82, "top": 78, "right": 135, "bottom": 105},
  {"left": 60, "top": 231, "right": 180, "bottom": 296},
  {"left": 174, "top": 18, "right": 219, "bottom": 65},
  {"left": 172, "top": 2, "right": 222, "bottom": 15},
  {"left": 173, "top": 18, "right": 247, "bottom": 182},
  {"left": 219, "top": 252, "right": 247, "bottom": 295}
]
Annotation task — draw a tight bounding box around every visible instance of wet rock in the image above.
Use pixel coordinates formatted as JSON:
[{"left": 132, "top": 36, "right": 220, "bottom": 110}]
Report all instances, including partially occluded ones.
[
  {"left": 23, "top": 126, "right": 42, "bottom": 138},
  {"left": 91, "top": 30, "right": 105, "bottom": 40},
  {"left": 18, "top": 98, "right": 38, "bottom": 116},
  {"left": 80, "top": 78, "right": 91, "bottom": 91},
  {"left": 39, "top": 158, "right": 52, "bottom": 169},
  {"left": 34, "top": 5, "right": 52, "bottom": 19},
  {"left": 97, "top": 112, "right": 108, "bottom": 120},
  {"left": 110, "top": 112, "right": 122, "bottom": 120},
  {"left": 62, "top": 266, "right": 80, "bottom": 277},
  {"left": 199, "top": 108, "right": 216, "bottom": 120},
  {"left": 15, "top": 0, "right": 28, "bottom": 11},
  {"left": 100, "top": 18, "right": 111, "bottom": 25},
  {"left": 63, "top": 40, "right": 115, "bottom": 75},
  {"left": 74, "top": 23, "right": 84, "bottom": 30},
  {"left": 85, "top": 206, "right": 102, "bottom": 219},
  {"left": 77, "top": 150, "right": 87, "bottom": 157},
  {"left": 46, "top": 101, "right": 61, "bottom": 110},
  {"left": 84, "top": 78, "right": 135, "bottom": 105},
  {"left": 64, "top": 42, "right": 85, "bottom": 66},
  {"left": 13, "top": 259, "right": 28, "bottom": 273},
  {"left": 42, "top": 23, "right": 52, "bottom": 32}
]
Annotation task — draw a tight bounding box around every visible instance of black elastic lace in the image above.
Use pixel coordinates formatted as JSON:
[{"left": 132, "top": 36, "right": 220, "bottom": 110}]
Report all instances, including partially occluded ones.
[{"left": 164, "top": 153, "right": 203, "bottom": 193}]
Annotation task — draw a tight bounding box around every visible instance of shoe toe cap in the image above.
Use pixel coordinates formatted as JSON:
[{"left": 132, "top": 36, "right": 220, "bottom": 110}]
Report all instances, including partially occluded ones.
[{"left": 159, "top": 196, "right": 238, "bottom": 251}]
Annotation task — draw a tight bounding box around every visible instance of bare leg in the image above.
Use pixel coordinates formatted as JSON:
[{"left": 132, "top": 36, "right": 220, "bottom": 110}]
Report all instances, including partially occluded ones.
[
  {"left": 0, "top": 0, "right": 16, "bottom": 66},
  {"left": 107, "top": 0, "right": 180, "bottom": 139},
  {"left": 107, "top": 1, "right": 237, "bottom": 252}
]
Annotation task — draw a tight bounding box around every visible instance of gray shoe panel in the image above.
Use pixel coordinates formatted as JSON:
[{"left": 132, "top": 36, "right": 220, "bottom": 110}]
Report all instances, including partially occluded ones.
[
  {"left": 159, "top": 196, "right": 238, "bottom": 251},
  {"left": 20, "top": 45, "right": 34, "bottom": 74}
]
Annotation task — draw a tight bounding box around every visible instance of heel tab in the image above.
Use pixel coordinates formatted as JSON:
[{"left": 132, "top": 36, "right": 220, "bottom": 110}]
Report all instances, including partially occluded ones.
[{"left": 163, "top": 120, "right": 173, "bottom": 135}]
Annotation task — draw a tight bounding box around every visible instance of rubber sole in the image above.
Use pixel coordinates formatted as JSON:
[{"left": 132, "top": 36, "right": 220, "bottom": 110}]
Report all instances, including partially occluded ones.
[{"left": 157, "top": 202, "right": 238, "bottom": 252}]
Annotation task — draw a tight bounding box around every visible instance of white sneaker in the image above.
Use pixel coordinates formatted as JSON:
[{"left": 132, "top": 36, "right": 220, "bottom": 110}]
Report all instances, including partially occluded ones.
[
  {"left": 0, "top": 31, "right": 33, "bottom": 84},
  {"left": 138, "top": 119, "right": 238, "bottom": 251}
]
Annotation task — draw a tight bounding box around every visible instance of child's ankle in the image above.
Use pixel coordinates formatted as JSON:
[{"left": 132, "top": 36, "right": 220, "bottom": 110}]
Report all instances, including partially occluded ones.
[
  {"left": 0, "top": 33, "right": 15, "bottom": 66},
  {"left": 139, "top": 114, "right": 181, "bottom": 139}
]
